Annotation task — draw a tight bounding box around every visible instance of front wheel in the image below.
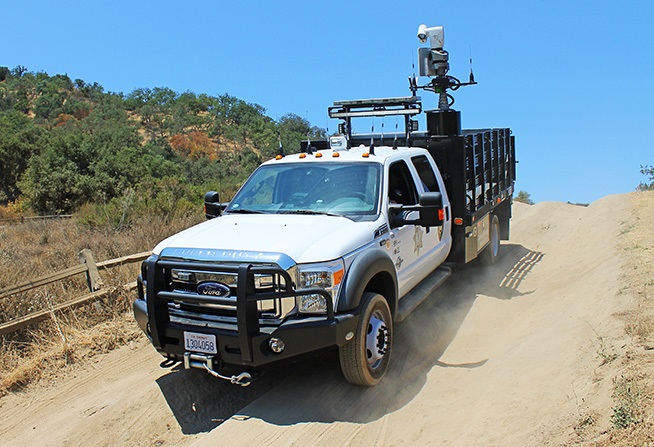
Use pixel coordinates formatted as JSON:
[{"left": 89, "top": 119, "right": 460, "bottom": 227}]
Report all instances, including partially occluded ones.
[
  {"left": 339, "top": 292, "right": 393, "bottom": 386},
  {"left": 479, "top": 214, "right": 501, "bottom": 265}
]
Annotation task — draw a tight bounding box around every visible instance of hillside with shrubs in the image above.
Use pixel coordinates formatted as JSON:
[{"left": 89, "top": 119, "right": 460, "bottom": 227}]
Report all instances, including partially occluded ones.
[{"left": 0, "top": 65, "right": 324, "bottom": 223}]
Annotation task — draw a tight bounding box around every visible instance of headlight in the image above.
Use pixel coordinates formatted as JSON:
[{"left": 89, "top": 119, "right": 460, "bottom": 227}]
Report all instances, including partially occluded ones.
[
  {"left": 138, "top": 260, "right": 149, "bottom": 301},
  {"left": 297, "top": 260, "right": 345, "bottom": 314}
]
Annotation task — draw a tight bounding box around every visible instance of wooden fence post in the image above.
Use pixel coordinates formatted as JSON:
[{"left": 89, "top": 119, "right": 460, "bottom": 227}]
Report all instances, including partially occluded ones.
[{"left": 78, "top": 249, "right": 104, "bottom": 292}]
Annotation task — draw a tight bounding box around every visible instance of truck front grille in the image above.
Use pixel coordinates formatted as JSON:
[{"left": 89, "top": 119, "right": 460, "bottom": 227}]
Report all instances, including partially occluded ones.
[{"left": 159, "top": 264, "right": 296, "bottom": 325}]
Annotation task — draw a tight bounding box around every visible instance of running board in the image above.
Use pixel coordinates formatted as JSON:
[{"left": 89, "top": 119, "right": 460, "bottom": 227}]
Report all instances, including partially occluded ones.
[{"left": 396, "top": 266, "right": 452, "bottom": 322}]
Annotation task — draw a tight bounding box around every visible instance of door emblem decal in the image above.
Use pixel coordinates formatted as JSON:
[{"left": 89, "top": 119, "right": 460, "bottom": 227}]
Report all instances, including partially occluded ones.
[{"left": 413, "top": 227, "right": 424, "bottom": 256}]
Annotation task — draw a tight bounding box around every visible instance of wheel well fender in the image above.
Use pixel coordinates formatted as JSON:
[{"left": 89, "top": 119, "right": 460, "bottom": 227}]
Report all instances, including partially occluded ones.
[{"left": 338, "top": 249, "right": 398, "bottom": 316}]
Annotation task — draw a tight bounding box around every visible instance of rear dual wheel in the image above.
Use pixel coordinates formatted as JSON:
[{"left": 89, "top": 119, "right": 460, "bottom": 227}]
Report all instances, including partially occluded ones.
[
  {"left": 479, "top": 214, "right": 501, "bottom": 265},
  {"left": 339, "top": 292, "right": 392, "bottom": 386}
]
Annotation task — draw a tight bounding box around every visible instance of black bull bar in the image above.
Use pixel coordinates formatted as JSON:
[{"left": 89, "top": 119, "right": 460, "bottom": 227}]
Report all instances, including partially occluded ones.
[{"left": 144, "top": 258, "right": 334, "bottom": 363}]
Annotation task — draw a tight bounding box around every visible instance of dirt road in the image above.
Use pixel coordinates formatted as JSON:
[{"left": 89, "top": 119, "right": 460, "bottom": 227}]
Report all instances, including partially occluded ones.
[{"left": 0, "top": 194, "right": 636, "bottom": 446}]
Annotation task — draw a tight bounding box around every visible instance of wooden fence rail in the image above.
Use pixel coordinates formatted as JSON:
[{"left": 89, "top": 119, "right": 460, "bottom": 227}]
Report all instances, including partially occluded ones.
[
  {"left": 0, "top": 250, "right": 151, "bottom": 336},
  {"left": 0, "top": 215, "right": 73, "bottom": 225}
]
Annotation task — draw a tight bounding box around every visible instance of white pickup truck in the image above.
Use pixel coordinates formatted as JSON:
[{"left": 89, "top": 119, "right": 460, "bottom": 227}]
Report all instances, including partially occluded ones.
[
  {"left": 133, "top": 95, "right": 515, "bottom": 386},
  {"left": 133, "top": 25, "right": 516, "bottom": 386}
]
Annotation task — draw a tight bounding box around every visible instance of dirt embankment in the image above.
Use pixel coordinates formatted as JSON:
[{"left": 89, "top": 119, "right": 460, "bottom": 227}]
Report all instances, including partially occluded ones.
[{"left": 0, "top": 192, "right": 652, "bottom": 447}]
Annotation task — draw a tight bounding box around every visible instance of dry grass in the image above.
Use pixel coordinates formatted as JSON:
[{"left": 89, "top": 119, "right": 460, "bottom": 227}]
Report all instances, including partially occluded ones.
[
  {"left": 582, "top": 191, "right": 654, "bottom": 446},
  {"left": 618, "top": 191, "right": 654, "bottom": 344},
  {"left": 0, "top": 211, "right": 203, "bottom": 394}
]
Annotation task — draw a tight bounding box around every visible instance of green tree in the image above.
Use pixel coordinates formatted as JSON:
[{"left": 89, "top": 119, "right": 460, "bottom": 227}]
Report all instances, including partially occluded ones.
[
  {"left": 637, "top": 165, "right": 654, "bottom": 191},
  {"left": 34, "top": 92, "right": 66, "bottom": 120},
  {"left": 0, "top": 66, "right": 9, "bottom": 82},
  {"left": 0, "top": 85, "right": 16, "bottom": 111},
  {"left": 11, "top": 65, "right": 28, "bottom": 77},
  {"left": 514, "top": 190, "right": 534, "bottom": 205},
  {"left": 19, "top": 128, "right": 90, "bottom": 212},
  {"left": 1, "top": 66, "right": 327, "bottom": 214},
  {"left": 11, "top": 73, "right": 37, "bottom": 114},
  {"left": 0, "top": 111, "right": 42, "bottom": 202},
  {"left": 276, "top": 113, "right": 326, "bottom": 156}
]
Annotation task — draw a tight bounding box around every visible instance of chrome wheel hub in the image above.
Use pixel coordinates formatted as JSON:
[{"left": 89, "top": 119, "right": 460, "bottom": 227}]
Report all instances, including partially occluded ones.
[{"left": 366, "top": 310, "right": 389, "bottom": 369}]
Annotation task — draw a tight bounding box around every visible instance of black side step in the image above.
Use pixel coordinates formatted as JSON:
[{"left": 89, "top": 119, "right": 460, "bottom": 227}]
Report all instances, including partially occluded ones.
[{"left": 396, "top": 266, "right": 452, "bottom": 322}]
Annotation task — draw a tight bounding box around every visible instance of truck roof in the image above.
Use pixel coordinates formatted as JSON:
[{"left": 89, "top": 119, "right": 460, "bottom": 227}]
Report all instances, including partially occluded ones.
[{"left": 262, "top": 144, "right": 430, "bottom": 166}]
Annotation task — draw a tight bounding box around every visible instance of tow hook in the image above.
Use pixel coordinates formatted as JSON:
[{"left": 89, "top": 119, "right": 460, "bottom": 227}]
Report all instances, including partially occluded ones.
[
  {"left": 203, "top": 366, "right": 252, "bottom": 387},
  {"left": 183, "top": 352, "right": 252, "bottom": 387}
]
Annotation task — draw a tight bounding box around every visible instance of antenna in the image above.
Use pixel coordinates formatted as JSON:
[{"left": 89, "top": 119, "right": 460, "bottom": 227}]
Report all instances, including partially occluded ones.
[
  {"left": 305, "top": 109, "right": 310, "bottom": 141},
  {"left": 469, "top": 43, "right": 475, "bottom": 83},
  {"left": 409, "top": 50, "right": 418, "bottom": 97},
  {"left": 393, "top": 119, "right": 398, "bottom": 149},
  {"left": 277, "top": 131, "right": 284, "bottom": 157}
]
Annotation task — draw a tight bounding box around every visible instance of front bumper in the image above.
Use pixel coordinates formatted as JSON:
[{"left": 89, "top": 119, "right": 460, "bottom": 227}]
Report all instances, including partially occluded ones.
[
  {"left": 133, "top": 298, "right": 357, "bottom": 366},
  {"left": 133, "top": 258, "right": 359, "bottom": 368}
]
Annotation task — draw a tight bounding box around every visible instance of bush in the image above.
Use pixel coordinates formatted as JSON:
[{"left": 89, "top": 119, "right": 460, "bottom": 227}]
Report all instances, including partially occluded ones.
[
  {"left": 77, "top": 177, "right": 201, "bottom": 231},
  {"left": 514, "top": 190, "right": 534, "bottom": 205},
  {"left": 637, "top": 165, "right": 654, "bottom": 191}
]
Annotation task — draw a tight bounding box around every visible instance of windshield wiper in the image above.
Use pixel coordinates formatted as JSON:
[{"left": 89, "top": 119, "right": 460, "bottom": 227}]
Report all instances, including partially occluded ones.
[
  {"left": 226, "top": 209, "right": 265, "bottom": 214},
  {"left": 279, "top": 210, "right": 341, "bottom": 217}
]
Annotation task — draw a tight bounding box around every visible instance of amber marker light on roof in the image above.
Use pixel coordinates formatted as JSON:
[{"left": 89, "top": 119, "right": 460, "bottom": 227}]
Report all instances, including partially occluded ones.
[
  {"left": 299, "top": 153, "right": 307, "bottom": 159},
  {"left": 315, "top": 152, "right": 323, "bottom": 158},
  {"left": 275, "top": 155, "right": 283, "bottom": 160},
  {"left": 362, "top": 152, "right": 370, "bottom": 158},
  {"left": 332, "top": 152, "right": 340, "bottom": 157}
]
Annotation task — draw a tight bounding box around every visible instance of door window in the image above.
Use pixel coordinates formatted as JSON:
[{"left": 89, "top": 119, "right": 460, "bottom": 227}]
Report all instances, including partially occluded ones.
[
  {"left": 388, "top": 160, "right": 418, "bottom": 205},
  {"left": 411, "top": 155, "right": 440, "bottom": 192}
]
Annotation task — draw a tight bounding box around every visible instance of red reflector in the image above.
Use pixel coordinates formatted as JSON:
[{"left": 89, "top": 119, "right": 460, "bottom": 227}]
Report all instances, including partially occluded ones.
[
  {"left": 454, "top": 217, "right": 464, "bottom": 225},
  {"left": 438, "top": 209, "right": 445, "bottom": 221}
]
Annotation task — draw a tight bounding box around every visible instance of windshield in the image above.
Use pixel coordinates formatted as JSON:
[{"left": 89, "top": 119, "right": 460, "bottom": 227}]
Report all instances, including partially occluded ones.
[{"left": 226, "top": 162, "right": 381, "bottom": 217}]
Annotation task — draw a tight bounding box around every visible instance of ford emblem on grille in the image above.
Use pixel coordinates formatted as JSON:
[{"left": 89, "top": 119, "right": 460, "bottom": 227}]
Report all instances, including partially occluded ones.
[{"left": 197, "top": 281, "right": 231, "bottom": 297}]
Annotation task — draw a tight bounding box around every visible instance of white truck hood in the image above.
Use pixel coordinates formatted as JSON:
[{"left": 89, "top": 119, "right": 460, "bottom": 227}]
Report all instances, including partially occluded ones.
[{"left": 153, "top": 214, "right": 379, "bottom": 265}]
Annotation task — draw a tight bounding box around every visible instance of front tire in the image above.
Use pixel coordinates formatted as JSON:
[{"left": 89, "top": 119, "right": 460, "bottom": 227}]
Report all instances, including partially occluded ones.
[
  {"left": 479, "top": 214, "right": 501, "bottom": 265},
  {"left": 339, "top": 292, "right": 392, "bottom": 386}
]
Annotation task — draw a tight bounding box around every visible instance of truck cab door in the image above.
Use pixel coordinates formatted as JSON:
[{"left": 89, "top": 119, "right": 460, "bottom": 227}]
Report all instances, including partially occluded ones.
[
  {"left": 410, "top": 154, "right": 452, "bottom": 269},
  {"left": 385, "top": 160, "right": 430, "bottom": 296}
]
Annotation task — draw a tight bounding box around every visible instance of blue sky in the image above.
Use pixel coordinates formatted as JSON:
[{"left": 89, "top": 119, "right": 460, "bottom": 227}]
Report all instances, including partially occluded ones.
[{"left": 4, "top": 0, "right": 653, "bottom": 204}]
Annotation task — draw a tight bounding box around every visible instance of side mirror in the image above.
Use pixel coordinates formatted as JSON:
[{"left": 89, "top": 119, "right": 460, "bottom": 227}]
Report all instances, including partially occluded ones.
[
  {"left": 388, "top": 192, "right": 444, "bottom": 228},
  {"left": 419, "top": 191, "right": 443, "bottom": 207},
  {"left": 417, "top": 192, "right": 443, "bottom": 227},
  {"left": 204, "top": 191, "right": 225, "bottom": 219}
]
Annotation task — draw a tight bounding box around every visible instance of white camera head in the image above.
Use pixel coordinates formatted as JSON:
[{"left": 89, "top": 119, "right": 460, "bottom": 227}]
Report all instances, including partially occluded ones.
[
  {"left": 417, "top": 24, "right": 428, "bottom": 43},
  {"left": 416, "top": 24, "right": 445, "bottom": 50}
]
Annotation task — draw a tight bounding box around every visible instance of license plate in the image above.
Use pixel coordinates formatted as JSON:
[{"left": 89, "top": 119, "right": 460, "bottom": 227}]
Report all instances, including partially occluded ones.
[{"left": 183, "top": 331, "right": 217, "bottom": 355}]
